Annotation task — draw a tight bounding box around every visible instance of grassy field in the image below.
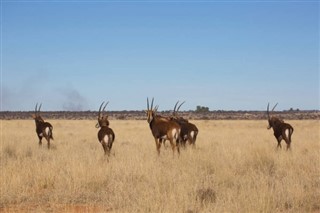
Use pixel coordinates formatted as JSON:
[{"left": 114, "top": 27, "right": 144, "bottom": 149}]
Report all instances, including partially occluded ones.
[{"left": 0, "top": 120, "right": 319, "bottom": 212}]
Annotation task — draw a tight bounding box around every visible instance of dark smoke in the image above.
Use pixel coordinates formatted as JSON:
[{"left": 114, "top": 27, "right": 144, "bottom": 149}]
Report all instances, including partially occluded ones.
[{"left": 61, "top": 88, "right": 88, "bottom": 111}]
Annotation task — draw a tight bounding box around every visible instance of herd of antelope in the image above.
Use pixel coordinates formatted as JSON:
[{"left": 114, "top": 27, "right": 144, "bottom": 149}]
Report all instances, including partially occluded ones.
[{"left": 32, "top": 99, "right": 294, "bottom": 156}]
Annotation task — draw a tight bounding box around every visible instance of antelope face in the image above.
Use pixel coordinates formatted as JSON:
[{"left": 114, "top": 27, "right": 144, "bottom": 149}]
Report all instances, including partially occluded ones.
[
  {"left": 146, "top": 97, "right": 157, "bottom": 123},
  {"left": 146, "top": 110, "right": 155, "bottom": 123}
]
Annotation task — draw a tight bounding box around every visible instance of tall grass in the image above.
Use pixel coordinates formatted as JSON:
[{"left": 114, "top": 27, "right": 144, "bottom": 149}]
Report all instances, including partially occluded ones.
[{"left": 1, "top": 120, "right": 319, "bottom": 212}]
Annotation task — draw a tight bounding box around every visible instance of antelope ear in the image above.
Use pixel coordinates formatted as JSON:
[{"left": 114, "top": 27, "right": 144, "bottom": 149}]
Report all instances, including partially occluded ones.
[
  {"left": 144, "top": 110, "right": 148, "bottom": 113},
  {"left": 31, "top": 114, "right": 36, "bottom": 119}
]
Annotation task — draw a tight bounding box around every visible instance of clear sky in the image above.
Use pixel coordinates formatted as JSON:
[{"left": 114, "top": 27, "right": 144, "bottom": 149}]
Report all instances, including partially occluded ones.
[{"left": 1, "top": 1, "right": 319, "bottom": 111}]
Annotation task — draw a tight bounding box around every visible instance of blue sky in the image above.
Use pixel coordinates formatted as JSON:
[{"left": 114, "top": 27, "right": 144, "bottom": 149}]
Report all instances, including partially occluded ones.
[{"left": 1, "top": 1, "right": 319, "bottom": 111}]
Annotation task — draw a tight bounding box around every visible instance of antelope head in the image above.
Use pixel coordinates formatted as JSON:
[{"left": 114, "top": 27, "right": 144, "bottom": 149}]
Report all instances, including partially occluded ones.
[
  {"left": 267, "top": 103, "right": 282, "bottom": 129},
  {"left": 32, "top": 103, "right": 45, "bottom": 123},
  {"left": 96, "top": 101, "right": 110, "bottom": 128},
  {"left": 146, "top": 98, "right": 159, "bottom": 123},
  {"left": 172, "top": 101, "right": 188, "bottom": 122}
]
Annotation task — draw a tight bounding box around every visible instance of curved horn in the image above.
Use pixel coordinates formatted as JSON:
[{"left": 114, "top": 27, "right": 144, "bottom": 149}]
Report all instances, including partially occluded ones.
[
  {"left": 154, "top": 105, "right": 159, "bottom": 112},
  {"left": 150, "top": 97, "right": 154, "bottom": 110},
  {"left": 173, "top": 101, "right": 179, "bottom": 114},
  {"left": 38, "top": 103, "right": 42, "bottom": 113},
  {"left": 98, "top": 101, "right": 105, "bottom": 118},
  {"left": 272, "top": 103, "right": 278, "bottom": 112},
  {"left": 267, "top": 103, "right": 270, "bottom": 119},
  {"left": 35, "top": 103, "right": 38, "bottom": 114},
  {"left": 177, "top": 101, "right": 185, "bottom": 112},
  {"left": 102, "top": 101, "right": 109, "bottom": 112},
  {"left": 147, "top": 98, "right": 149, "bottom": 110}
]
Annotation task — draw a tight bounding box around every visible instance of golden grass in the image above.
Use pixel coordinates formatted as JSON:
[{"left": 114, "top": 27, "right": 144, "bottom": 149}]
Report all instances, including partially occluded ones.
[{"left": 0, "top": 120, "right": 319, "bottom": 212}]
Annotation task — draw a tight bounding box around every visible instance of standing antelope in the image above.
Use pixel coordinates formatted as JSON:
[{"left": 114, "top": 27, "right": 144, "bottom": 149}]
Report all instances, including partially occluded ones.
[
  {"left": 267, "top": 103, "right": 294, "bottom": 150},
  {"left": 171, "top": 101, "right": 199, "bottom": 147},
  {"left": 146, "top": 98, "right": 181, "bottom": 155},
  {"left": 32, "top": 103, "right": 53, "bottom": 149},
  {"left": 96, "top": 102, "right": 115, "bottom": 156}
]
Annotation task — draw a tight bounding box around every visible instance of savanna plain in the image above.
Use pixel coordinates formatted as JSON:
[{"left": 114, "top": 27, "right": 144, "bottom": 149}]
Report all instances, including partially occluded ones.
[{"left": 0, "top": 120, "right": 319, "bottom": 212}]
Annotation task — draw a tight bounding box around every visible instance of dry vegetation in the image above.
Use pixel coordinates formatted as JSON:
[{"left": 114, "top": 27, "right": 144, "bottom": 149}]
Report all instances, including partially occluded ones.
[{"left": 0, "top": 120, "right": 319, "bottom": 212}]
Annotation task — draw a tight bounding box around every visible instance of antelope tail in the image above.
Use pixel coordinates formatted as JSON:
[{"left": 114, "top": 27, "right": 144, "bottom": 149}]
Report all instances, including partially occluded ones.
[
  {"left": 289, "top": 127, "right": 293, "bottom": 142},
  {"left": 49, "top": 127, "right": 54, "bottom": 140}
]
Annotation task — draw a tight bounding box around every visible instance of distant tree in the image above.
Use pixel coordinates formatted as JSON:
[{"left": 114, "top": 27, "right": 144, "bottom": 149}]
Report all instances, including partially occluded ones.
[{"left": 196, "top": 105, "right": 209, "bottom": 113}]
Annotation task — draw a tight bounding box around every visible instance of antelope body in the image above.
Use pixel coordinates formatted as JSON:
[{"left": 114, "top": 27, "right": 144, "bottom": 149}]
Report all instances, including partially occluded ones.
[
  {"left": 96, "top": 102, "right": 115, "bottom": 156},
  {"left": 267, "top": 103, "right": 294, "bottom": 150},
  {"left": 32, "top": 104, "right": 53, "bottom": 149},
  {"left": 146, "top": 98, "right": 181, "bottom": 155},
  {"left": 171, "top": 101, "right": 198, "bottom": 147}
]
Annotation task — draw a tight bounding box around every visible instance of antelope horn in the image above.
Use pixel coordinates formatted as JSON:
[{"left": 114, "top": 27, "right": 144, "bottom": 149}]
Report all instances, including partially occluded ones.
[
  {"left": 272, "top": 103, "right": 278, "bottom": 112},
  {"left": 147, "top": 98, "right": 149, "bottom": 110},
  {"left": 173, "top": 101, "right": 179, "bottom": 115},
  {"left": 267, "top": 103, "right": 270, "bottom": 119},
  {"left": 177, "top": 101, "right": 185, "bottom": 112},
  {"left": 98, "top": 101, "right": 105, "bottom": 118},
  {"left": 150, "top": 97, "right": 154, "bottom": 110},
  {"left": 38, "top": 103, "right": 42, "bottom": 113},
  {"left": 102, "top": 101, "right": 109, "bottom": 112},
  {"left": 35, "top": 103, "right": 38, "bottom": 114},
  {"left": 154, "top": 105, "right": 159, "bottom": 112}
]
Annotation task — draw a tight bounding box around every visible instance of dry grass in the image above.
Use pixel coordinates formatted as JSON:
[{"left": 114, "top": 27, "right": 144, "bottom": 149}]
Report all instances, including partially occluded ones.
[{"left": 0, "top": 120, "right": 319, "bottom": 212}]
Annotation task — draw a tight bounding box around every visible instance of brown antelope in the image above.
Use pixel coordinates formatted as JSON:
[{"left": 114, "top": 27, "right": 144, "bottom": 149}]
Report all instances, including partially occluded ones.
[
  {"left": 267, "top": 103, "right": 294, "bottom": 150},
  {"left": 171, "top": 101, "right": 199, "bottom": 147},
  {"left": 96, "top": 101, "right": 115, "bottom": 156},
  {"left": 32, "top": 103, "right": 53, "bottom": 149},
  {"left": 146, "top": 98, "right": 181, "bottom": 155}
]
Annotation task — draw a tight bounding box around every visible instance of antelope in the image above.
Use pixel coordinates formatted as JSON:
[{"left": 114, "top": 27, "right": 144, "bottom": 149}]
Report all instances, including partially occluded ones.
[
  {"left": 146, "top": 98, "right": 181, "bottom": 155},
  {"left": 96, "top": 101, "right": 115, "bottom": 156},
  {"left": 267, "top": 103, "right": 294, "bottom": 150},
  {"left": 32, "top": 103, "right": 53, "bottom": 149},
  {"left": 171, "top": 101, "right": 199, "bottom": 147}
]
